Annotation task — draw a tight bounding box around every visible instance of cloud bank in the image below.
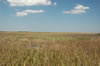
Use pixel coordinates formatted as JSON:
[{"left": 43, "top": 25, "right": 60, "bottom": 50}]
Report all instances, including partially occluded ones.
[
  {"left": 64, "top": 4, "right": 89, "bottom": 14},
  {"left": 8, "top": 0, "right": 52, "bottom": 6},
  {"left": 16, "top": 9, "right": 45, "bottom": 16}
]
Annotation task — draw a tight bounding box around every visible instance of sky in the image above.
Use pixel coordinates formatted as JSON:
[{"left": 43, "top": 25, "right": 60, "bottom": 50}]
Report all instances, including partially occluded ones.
[{"left": 0, "top": 0, "right": 100, "bottom": 32}]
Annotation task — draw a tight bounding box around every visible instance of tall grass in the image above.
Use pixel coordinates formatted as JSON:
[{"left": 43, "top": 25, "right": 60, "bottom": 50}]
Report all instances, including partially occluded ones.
[{"left": 0, "top": 32, "right": 100, "bottom": 66}]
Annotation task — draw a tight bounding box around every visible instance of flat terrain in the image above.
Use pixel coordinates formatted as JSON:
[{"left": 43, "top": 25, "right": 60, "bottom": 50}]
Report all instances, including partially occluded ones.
[{"left": 0, "top": 32, "right": 100, "bottom": 66}]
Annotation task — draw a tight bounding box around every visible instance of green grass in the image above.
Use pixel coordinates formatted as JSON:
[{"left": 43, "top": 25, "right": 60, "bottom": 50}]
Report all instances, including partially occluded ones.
[{"left": 0, "top": 32, "right": 100, "bottom": 66}]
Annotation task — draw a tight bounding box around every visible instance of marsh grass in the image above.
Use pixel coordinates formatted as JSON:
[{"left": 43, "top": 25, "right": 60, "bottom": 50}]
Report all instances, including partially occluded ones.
[{"left": 0, "top": 32, "right": 100, "bottom": 66}]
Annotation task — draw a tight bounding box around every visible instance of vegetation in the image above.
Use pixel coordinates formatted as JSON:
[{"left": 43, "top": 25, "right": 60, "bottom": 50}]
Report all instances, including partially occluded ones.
[{"left": 0, "top": 32, "right": 100, "bottom": 66}]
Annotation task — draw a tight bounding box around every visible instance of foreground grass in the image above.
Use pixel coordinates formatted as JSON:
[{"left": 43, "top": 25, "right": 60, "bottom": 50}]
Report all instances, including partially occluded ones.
[{"left": 0, "top": 32, "right": 100, "bottom": 66}]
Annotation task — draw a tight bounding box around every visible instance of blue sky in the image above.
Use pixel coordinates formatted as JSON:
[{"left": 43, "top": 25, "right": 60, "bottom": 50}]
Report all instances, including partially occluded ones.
[{"left": 0, "top": 0, "right": 100, "bottom": 32}]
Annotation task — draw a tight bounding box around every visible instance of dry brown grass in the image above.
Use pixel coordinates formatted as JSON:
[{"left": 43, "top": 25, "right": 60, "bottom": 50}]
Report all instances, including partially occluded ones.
[{"left": 0, "top": 32, "right": 100, "bottom": 66}]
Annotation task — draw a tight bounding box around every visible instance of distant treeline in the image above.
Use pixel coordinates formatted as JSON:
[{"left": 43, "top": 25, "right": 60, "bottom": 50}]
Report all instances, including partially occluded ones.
[{"left": 97, "top": 33, "right": 100, "bottom": 35}]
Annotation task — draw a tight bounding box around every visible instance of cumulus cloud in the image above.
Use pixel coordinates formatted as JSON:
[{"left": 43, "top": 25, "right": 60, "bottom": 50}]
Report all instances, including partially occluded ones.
[
  {"left": 53, "top": 2, "right": 56, "bottom": 6},
  {"left": 64, "top": 4, "right": 89, "bottom": 14},
  {"left": 7, "top": 0, "right": 53, "bottom": 6},
  {"left": 16, "top": 9, "right": 45, "bottom": 16}
]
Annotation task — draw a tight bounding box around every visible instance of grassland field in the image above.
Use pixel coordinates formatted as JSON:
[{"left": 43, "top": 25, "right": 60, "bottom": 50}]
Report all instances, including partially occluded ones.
[{"left": 0, "top": 32, "right": 100, "bottom": 66}]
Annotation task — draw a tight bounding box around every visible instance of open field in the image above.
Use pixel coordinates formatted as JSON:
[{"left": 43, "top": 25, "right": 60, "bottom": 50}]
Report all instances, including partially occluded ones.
[{"left": 0, "top": 32, "right": 100, "bottom": 66}]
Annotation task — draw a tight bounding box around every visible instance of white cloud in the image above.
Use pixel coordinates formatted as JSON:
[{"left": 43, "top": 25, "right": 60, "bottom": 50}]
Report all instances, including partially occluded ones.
[
  {"left": 7, "top": 0, "right": 53, "bottom": 6},
  {"left": 16, "top": 9, "right": 45, "bottom": 16},
  {"left": 53, "top": 2, "right": 56, "bottom": 6},
  {"left": 64, "top": 4, "right": 89, "bottom": 14}
]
